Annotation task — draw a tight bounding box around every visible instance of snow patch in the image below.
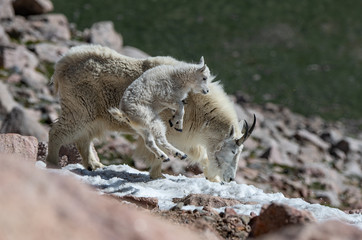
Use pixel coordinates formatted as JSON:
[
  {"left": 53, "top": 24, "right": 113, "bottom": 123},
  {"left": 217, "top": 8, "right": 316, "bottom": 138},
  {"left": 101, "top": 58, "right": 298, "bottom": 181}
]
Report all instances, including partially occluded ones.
[{"left": 37, "top": 162, "right": 362, "bottom": 229}]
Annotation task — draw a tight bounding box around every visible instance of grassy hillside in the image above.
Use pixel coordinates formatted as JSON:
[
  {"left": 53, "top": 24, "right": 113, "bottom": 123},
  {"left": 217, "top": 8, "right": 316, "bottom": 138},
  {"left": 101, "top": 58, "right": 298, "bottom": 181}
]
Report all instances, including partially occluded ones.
[{"left": 52, "top": 0, "right": 362, "bottom": 121}]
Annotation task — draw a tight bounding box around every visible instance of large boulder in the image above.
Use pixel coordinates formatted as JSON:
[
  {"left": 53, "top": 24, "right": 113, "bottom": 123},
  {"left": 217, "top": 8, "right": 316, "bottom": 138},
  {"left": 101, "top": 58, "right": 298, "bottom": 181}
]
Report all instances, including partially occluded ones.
[
  {"left": 254, "top": 220, "right": 362, "bottom": 240},
  {"left": 12, "top": 0, "right": 53, "bottom": 16},
  {"left": 0, "top": 155, "right": 202, "bottom": 240},
  {"left": 250, "top": 203, "right": 316, "bottom": 238}
]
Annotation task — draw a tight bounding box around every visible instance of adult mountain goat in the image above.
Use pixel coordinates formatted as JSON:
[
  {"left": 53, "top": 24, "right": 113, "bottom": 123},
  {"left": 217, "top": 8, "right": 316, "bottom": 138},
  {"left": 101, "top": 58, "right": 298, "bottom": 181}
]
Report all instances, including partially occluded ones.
[{"left": 47, "top": 44, "right": 255, "bottom": 182}]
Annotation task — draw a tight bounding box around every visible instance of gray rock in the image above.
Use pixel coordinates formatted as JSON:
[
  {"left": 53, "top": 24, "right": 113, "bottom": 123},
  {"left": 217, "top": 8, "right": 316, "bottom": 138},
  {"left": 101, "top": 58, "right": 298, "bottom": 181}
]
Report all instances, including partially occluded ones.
[
  {"left": 0, "top": 106, "right": 48, "bottom": 141},
  {"left": 21, "top": 67, "right": 48, "bottom": 90},
  {"left": 279, "top": 137, "right": 299, "bottom": 155},
  {"left": 120, "top": 46, "right": 149, "bottom": 58},
  {"left": 0, "top": 25, "right": 10, "bottom": 45},
  {"left": 12, "top": 0, "right": 53, "bottom": 16},
  {"left": 313, "top": 190, "right": 341, "bottom": 207},
  {"left": 34, "top": 43, "right": 69, "bottom": 63},
  {"left": 320, "top": 129, "right": 343, "bottom": 145},
  {"left": 260, "top": 140, "right": 293, "bottom": 166},
  {"left": 298, "top": 144, "right": 324, "bottom": 164},
  {"left": 1, "top": 15, "right": 43, "bottom": 43},
  {"left": 0, "top": 81, "right": 18, "bottom": 118},
  {"left": 28, "top": 14, "right": 71, "bottom": 41},
  {"left": 0, "top": 44, "right": 39, "bottom": 70},
  {"left": 0, "top": 0, "right": 14, "bottom": 19},
  {"left": 295, "top": 129, "right": 330, "bottom": 151},
  {"left": 89, "top": 21, "right": 123, "bottom": 51}
]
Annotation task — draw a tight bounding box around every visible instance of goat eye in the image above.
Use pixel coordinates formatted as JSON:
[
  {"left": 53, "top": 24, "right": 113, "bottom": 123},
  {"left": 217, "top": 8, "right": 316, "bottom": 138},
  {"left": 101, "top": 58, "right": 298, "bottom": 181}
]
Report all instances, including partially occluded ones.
[
  {"left": 203, "top": 77, "right": 207, "bottom": 81},
  {"left": 231, "top": 150, "right": 236, "bottom": 154}
]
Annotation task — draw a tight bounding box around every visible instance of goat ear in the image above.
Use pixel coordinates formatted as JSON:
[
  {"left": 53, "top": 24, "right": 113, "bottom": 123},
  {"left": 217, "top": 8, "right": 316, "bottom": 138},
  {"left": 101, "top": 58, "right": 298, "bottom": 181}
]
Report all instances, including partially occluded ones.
[
  {"left": 199, "top": 56, "right": 204, "bottom": 65},
  {"left": 198, "top": 64, "right": 206, "bottom": 72}
]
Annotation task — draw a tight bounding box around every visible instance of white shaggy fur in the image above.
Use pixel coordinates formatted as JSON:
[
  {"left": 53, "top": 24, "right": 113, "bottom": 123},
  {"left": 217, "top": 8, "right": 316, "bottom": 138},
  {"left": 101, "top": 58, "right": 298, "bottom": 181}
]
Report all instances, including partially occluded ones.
[
  {"left": 109, "top": 59, "right": 211, "bottom": 162},
  {"left": 46, "top": 44, "right": 254, "bottom": 182}
]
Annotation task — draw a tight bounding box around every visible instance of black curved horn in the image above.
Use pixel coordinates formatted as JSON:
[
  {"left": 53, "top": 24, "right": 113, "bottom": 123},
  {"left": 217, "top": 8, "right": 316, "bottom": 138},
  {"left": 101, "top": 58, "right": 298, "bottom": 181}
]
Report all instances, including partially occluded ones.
[{"left": 236, "top": 114, "right": 256, "bottom": 146}]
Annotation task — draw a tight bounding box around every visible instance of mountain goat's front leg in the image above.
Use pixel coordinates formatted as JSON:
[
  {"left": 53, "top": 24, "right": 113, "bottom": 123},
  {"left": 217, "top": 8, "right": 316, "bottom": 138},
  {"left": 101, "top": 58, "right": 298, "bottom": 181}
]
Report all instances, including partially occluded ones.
[{"left": 168, "top": 100, "right": 185, "bottom": 132}]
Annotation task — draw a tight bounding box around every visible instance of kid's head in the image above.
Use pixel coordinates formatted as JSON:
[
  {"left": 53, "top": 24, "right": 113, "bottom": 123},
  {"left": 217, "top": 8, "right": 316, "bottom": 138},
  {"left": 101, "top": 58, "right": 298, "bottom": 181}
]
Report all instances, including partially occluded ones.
[{"left": 193, "top": 56, "right": 212, "bottom": 95}]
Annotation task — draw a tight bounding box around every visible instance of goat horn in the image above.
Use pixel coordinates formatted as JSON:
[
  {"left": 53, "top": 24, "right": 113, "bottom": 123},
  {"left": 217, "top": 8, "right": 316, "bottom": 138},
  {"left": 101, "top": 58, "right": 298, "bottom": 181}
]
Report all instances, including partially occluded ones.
[
  {"left": 236, "top": 114, "right": 256, "bottom": 146},
  {"left": 236, "top": 120, "right": 249, "bottom": 146}
]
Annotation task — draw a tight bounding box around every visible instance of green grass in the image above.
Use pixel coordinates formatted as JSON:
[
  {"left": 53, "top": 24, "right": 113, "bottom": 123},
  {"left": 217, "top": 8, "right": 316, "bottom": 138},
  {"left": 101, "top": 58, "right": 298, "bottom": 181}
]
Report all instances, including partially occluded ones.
[{"left": 52, "top": 0, "right": 362, "bottom": 122}]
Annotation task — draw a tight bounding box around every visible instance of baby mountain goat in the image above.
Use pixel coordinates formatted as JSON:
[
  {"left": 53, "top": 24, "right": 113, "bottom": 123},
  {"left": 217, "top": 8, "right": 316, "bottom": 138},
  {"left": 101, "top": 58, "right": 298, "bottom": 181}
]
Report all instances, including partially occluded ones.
[{"left": 109, "top": 57, "right": 211, "bottom": 162}]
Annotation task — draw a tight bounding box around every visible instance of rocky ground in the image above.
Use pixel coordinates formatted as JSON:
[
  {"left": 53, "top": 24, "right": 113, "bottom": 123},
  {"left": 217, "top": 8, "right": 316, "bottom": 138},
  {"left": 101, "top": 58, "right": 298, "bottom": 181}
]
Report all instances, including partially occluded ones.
[{"left": 1, "top": 0, "right": 362, "bottom": 239}]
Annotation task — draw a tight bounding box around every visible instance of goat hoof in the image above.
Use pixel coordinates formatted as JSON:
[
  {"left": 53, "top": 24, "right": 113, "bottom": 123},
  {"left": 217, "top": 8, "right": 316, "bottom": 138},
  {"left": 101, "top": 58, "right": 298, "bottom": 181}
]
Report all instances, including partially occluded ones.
[
  {"left": 175, "top": 128, "right": 183, "bottom": 132},
  {"left": 163, "top": 158, "right": 170, "bottom": 162},
  {"left": 181, "top": 154, "right": 187, "bottom": 160},
  {"left": 169, "top": 119, "right": 173, "bottom": 127}
]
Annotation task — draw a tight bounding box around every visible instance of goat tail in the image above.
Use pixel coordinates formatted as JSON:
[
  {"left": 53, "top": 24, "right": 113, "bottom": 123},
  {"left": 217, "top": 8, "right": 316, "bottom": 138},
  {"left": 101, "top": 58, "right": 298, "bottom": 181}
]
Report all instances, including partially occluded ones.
[{"left": 108, "top": 107, "right": 128, "bottom": 123}]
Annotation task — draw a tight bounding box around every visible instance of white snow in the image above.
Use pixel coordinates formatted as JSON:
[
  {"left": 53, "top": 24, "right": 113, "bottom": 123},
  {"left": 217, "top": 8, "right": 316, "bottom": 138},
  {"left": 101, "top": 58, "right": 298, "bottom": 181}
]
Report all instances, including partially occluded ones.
[{"left": 37, "top": 161, "right": 362, "bottom": 229}]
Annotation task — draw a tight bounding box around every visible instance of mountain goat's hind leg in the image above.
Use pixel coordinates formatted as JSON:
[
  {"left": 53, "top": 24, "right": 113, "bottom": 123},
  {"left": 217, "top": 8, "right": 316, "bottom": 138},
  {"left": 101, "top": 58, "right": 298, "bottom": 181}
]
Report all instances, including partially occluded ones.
[
  {"left": 139, "top": 128, "right": 171, "bottom": 162},
  {"left": 133, "top": 137, "right": 165, "bottom": 179},
  {"left": 75, "top": 138, "right": 104, "bottom": 170},
  {"left": 152, "top": 119, "right": 187, "bottom": 160}
]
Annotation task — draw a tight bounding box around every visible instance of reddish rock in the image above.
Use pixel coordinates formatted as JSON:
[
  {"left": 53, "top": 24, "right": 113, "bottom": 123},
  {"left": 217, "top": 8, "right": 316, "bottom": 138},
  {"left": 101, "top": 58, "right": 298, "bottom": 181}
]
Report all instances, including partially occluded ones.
[
  {"left": 250, "top": 203, "right": 316, "bottom": 238},
  {"left": 254, "top": 220, "right": 362, "bottom": 240},
  {"left": 116, "top": 195, "right": 159, "bottom": 210},
  {"left": 0, "top": 155, "right": 202, "bottom": 240},
  {"left": 173, "top": 194, "right": 243, "bottom": 208},
  {"left": 0, "top": 134, "right": 38, "bottom": 161},
  {"left": 58, "top": 144, "right": 83, "bottom": 166},
  {"left": 12, "top": 0, "right": 53, "bottom": 16},
  {"left": 89, "top": 21, "right": 123, "bottom": 51}
]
